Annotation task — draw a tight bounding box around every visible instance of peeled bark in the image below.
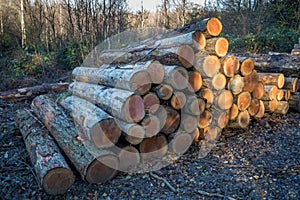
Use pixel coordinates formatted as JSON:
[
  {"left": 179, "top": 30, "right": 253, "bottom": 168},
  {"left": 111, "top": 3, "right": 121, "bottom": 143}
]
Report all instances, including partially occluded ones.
[
  {"left": 69, "top": 82, "right": 145, "bottom": 123},
  {"left": 227, "top": 75, "right": 244, "bottom": 95},
  {"left": 274, "top": 101, "right": 289, "bottom": 115},
  {"left": 153, "top": 84, "right": 173, "bottom": 100},
  {"left": 248, "top": 99, "right": 260, "bottom": 116},
  {"left": 258, "top": 73, "right": 285, "bottom": 89},
  {"left": 227, "top": 110, "right": 250, "bottom": 129},
  {"left": 139, "top": 135, "right": 168, "bottom": 160},
  {"left": 168, "top": 131, "right": 193, "bottom": 155},
  {"left": 236, "top": 91, "right": 251, "bottom": 111},
  {"left": 171, "top": 91, "right": 187, "bottom": 110},
  {"left": 188, "top": 71, "right": 202, "bottom": 92},
  {"left": 243, "top": 70, "right": 259, "bottom": 92},
  {"left": 205, "top": 37, "right": 229, "bottom": 57},
  {"left": 283, "top": 77, "right": 298, "bottom": 92},
  {"left": 72, "top": 65, "right": 151, "bottom": 95},
  {"left": 252, "top": 82, "right": 264, "bottom": 99},
  {"left": 59, "top": 96, "right": 121, "bottom": 148},
  {"left": 163, "top": 66, "right": 189, "bottom": 90},
  {"left": 238, "top": 57, "right": 255, "bottom": 76},
  {"left": 220, "top": 56, "right": 240, "bottom": 77},
  {"left": 14, "top": 109, "right": 75, "bottom": 195},
  {"left": 194, "top": 53, "right": 221, "bottom": 78},
  {"left": 0, "top": 82, "right": 69, "bottom": 102},
  {"left": 261, "top": 85, "right": 278, "bottom": 101},
  {"left": 31, "top": 95, "right": 119, "bottom": 184},
  {"left": 143, "top": 92, "right": 160, "bottom": 114}
]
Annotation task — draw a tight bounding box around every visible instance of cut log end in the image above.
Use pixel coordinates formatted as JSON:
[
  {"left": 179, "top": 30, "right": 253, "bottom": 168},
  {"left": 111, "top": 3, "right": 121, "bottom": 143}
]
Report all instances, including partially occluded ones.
[
  {"left": 228, "top": 75, "right": 244, "bottom": 95},
  {"left": 263, "top": 99, "right": 278, "bottom": 113},
  {"left": 205, "top": 126, "right": 221, "bottom": 141},
  {"left": 193, "top": 31, "right": 206, "bottom": 49},
  {"left": 201, "top": 55, "right": 221, "bottom": 77},
  {"left": 255, "top": 100, "right": 265, "bottom": 119},
  {"left": 188, "top": 71, "right": 202, "bottom": 92},
  {"left": 118, "top": 146, "right": 140, "bottom": 171},
  {"left": 215, "top": 38, "right": 229, "bottom": 57},
  {"left": 277, "top": 89, "right": 284, "bottom": 101},
  {"left": 154, "top": 84, "right": 173, "bottom": 100},
  {"left": 212, "top": 73, "right": 227, "bottom": 90},
  {"left": 86, "top": 154, "right": 119, "bottom": 184},
  {"left": 169, "top": 132, "right": 192, "bottom": 155},
  {"left": 198, "top": 110, "right": 212, "bottom": 128},
  {"left": 123, "top": 94, "right": 145, "bottom": 123},
  {"left": 258, "top": 73, "right": 285, "bottom": 89},
  {"left": 147, "top": 61, "right": 165, "bottom": 84},
  {"left": 283, "top": 77, "right": 298, "bottom": 92},
  {"left": 181, "top": 114, "right": 198, "bottom": 133},
  {"left": 252, "top": 82, "right": 264, "bottom": 99},
  {"left": 216, "top": 111, "right": 229, "bottom": 129},
  {"left": 222, "top": 56, "right": 240, "bottom": 77},
  {"left": 237, "top": 91, "right": 251, "bottom": 111},
  {"left": 171, "top": 92, "right": 187, "bottom": 110},
  {"left": 131, "top": 71, "right": 151, "bottom": 95},
  {"left": 161, "top": 107, "right": 180, "bottom": 134},
  {"left": 216, "top": 90, "right": 233, "bottom": 110},
  {"left": 274, "top": 101, "right": 289, "bottom": 115},
  {"left": 284, "top": 90, "right": 291, "bottom": 101},
  {"left": 139, "top": 135, "right": 168, "bottom": 160},
  {"left": 125, "top": 125, "right": 145, "bottom": 145},
  {"left": 43, "top": 168, "right": 75, "bottom": 195},
  {"left": 240, "top": 58, "right": 254, "bottom": 76},
  {"left": 236, "top": 110, "right": 250, "bottom": 129},
  {"left": 199, "top": 88, "right": 214, "bottom": 108},
  {"left": 243, "top": 70, "right": 259, "bottom": 92},
  {"left": 248, "top": 99, "right": 260, "bottom": 116},
  {"left": 206, "top": 17, "right": 223, "bottom": 37},
  {"left": 141, "top": 115, "right": 161, "bottom": 138},
  {"left": 143, "top": 92, "right": 160, "bottom": 114},
  {"left": 178, "top": 45, "right": 195, "bottom": 68},
  {"left": 229, "top": 104, "right": 239, "bottom": 121},
  {"left": 171, "top": 67, "right": 189, "bottom": 90}
]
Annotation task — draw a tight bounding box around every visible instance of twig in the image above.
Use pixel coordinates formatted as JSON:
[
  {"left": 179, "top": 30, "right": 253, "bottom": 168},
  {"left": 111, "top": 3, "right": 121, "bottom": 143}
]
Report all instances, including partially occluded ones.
[
  {"left": 150, "top": 172, "right": 177, "bottom": 193},
  {"left": 196, "top": 190, "right": 236, "bottom": 200}
]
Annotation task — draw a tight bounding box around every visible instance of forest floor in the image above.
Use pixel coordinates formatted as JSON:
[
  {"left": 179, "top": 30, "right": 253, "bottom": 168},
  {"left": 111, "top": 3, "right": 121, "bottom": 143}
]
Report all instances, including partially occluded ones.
[{"left": 0, "top": 96, "right": 299, "bottom": 200}]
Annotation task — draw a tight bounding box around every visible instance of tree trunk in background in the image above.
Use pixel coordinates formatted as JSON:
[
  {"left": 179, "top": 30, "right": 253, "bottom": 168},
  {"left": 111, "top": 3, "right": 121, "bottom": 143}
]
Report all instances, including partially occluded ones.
[{"left": 20, "top": 0, "right": 26, "bottom": 48}]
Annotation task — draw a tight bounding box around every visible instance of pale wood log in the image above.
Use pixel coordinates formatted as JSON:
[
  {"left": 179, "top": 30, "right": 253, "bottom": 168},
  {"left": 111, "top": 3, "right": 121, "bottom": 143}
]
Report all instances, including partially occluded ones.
[
  {"left": 263, "top": 99, "right": 278, "bottom": 113},
  {"left": 243, "top": 70, "right": 259, "bottom": 92},
  {"left": 289, "top": 92, "right": 300, "bottom": 112},
  {"left": 277, "top": 89, "right": 284, "bottom": 101},
  {"left": 153, "top": 84, "right": 173, "bottom": 100},
  {"left": 168, "top": 131, "right": 193, "bottom": 155},
  {"left": 220, "top": 56, "right": 240, "bottom": 77},
  {"left": 143, "top": 92, "right": 160, "bottom": 114},
  {"left": 283, "top": 77, "right": 298, "bottom": 92},
  {"left": 194, "top": 53, "right": 221, "bottom": 78},
  {"left": 60, "top": 96, "right": 121, "bottom": 148},
  {"left": 72, "top": 65, "right": 151, "bottom": 95},
  {"left": 187, "top": 71, "right": 202, "bottom": 92},
  {"left": 116, "top": 146, "right": 140, "bottom": 172},
  {"left": 31, "top": 95, "right": 119, "bottom": 183},
  {"left": 213, "top": 109, "right": 229, "bottom": 129},
  {"left": 204, "top": 126, "right": 222, "bottom": 142},
  {"left": 252, "top": 82, "right": 264, "bottom": 99},
  {"left": 258, "top": 73, "right": 285, "bottom": 89},
  {"left": 274, "top": 101, "right": 289, "bottom": 115},
  {"left": 69, "top": 82, "right": 145, "bottom": 123},
  {"left": 229, "top": 104, "right": 239, "bottom": 121},
  {"left": 198, "top": 110, "right": 212, "bottom": 128},
  {"left": 255, "top": 100, "right": 265, "bottom": 119},
  {"left": 163, "top": 66, "right": 189, "bottom": 90},
  {"left": 202, "top": 73, "right": 226, "bottom": 91},
  {"left": 139, "top": 135, "right": 168, "bottom": 161},
  {"left": 227, "top": 75, "right": 244, "bottom": 95},
  {"left": 161, "top": 106, "right": 180, "bottom": 134},
  {"left": 14, "top": 109, "right": 75, "bottom": 195},
  {"left": 140, "top": 60, "right": 165, "bottom": 84},
  {"left": 199, "top": 88, "right": 214, "bottom": 108},
  {"left": 205, "top": 37, "right": 229, "bottom": 57},
  {"left": 0, "top": 82, "right": 69, "bottom": 101},
  {"left": 141, "top": 114, "right": 161, "bottom": 138},
  {"left": 261, "top": 85, "right": 278, "bottom": 101},
  {"left": 171, "top": 91, "right": 187, "bottom": 110},
  {"left": 248, "top": 99, "right": 260, "bottom": 116},
  {"left": 227, "top": 110, "right": 250, "bottom": 129},
  {"left": 180, "top": 113, "right": 198, "bottom": 133},
  {"left": 238, "top": 57, "right": 255, "bottom": 76},
  {"left": 236, "top": 91, "right": 251, "bottom": 111},
  {"left": 114, "top": 119, "right": 145, "bottom": 145},
  {"left": 214, "top": 90, "right": 233, "bottom": 110},
  {"left": 183, "top": 96, "right": 205, "bottom": 116}
]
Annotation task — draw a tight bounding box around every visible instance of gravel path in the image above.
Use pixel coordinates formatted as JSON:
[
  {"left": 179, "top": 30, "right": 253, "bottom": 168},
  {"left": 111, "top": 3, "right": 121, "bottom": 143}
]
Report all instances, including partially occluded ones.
[{"left": 0, "top": 99, "right": 299, "bottom": 200}]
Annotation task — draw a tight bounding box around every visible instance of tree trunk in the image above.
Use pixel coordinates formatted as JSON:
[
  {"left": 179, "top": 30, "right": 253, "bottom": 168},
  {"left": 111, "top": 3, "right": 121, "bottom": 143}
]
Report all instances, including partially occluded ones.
[
  {"left": 0, "top": 82, "right": 69, "bottom": 101},
  {"left": 69, "top": 82, "right": 145, "bottom": 123},
  {"left": 14, "top": 109, "right": 75, "bottom": 195},
  {"left": 72, "top": 65, "right": 151, "bottom": 95},
  {"left": 31, "top": 95, "right": 119, "bottom": 184},
  {"left": 59, "top": 96, "right": 121, "bottom": 148},
  {"left": 258, "top": 73, "right": 285, "bottom": 89}
]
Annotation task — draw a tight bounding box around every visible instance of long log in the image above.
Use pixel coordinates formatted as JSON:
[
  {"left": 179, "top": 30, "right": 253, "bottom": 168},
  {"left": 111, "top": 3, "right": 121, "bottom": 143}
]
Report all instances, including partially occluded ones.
[
  {"left": 258, "top": 73, "right": 285, "bottom": 89},
  {"left": 194, "top": 53, "right": 221, "bottom": 78},
  {"left": 59, "top": 96, "right": 121, "bottom": 148},
  {"left": 14, "top": 109, "right": 75, "bottom": 195},
  {"left": 0, "top": 82, "right": 69, "bottom": 101},
  {"left": 31, "top": 95, "right": 119, "bottom": 183},
  {"left": 69, "top": 82, "right": 145, "bottom": 123},
  {"left": 289, "top": 92, "right": 300, "bottom": 112},
  {"left": 72, "top": 64, "right": 151, "bottom": 95},
  {"left": 220, "top": 56, "right": 240, "bottom": 78},
  {"left": 139, "top": 135, "right": 168, "bottom": 161}
]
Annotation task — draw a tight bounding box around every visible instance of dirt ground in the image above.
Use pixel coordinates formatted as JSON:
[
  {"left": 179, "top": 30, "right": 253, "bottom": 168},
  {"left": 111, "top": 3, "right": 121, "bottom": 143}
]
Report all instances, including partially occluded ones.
[{"left": 0, "top": 97, "right": 299, "bottom": 200}]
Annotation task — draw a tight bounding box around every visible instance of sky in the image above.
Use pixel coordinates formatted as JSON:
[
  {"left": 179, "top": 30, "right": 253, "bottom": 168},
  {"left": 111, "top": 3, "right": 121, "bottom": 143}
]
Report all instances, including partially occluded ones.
[{"left": 127, "top": 0, "right": 207, "bottom": 12}]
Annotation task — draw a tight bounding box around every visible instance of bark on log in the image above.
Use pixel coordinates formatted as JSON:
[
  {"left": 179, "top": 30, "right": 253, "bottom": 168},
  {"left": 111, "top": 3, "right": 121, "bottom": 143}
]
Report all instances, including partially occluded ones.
[
  {"left": 289, "top": 92, "right": 300, "bottom": 112},
  {"left": 59, "top": 96, "right": 121, "bottom": 148},
  {"left": 188, "top": 71, "right": 202, "bottom": 92},
  {"left": 194, "top": 53, "right": 221, "bottom": 78},
  {"left": 31, "top": 95, "right": 119, "bottom": 183},
  {"left": 72, "top": 64, "right": 151, "bottom": 95},
  {"left": 236, "top": 91, "right": 251, "bottom": 111},
  {"left": 141, "top": 114, "right": 161, "bottom": 138},
  {"left": 248, "top": 99, "right": 260, "bottom": 116},
  {"left": 243, "top": 70, "right": 259, "bottom": 92},
  {"left": 143, "top": 92, "right": 160, "bottom": 114},
  {"left": 227, "top": 75, "right": 244, "bottom": 95},
  {"left": 205, "top": 37, "right": 229, "bottom": 57},
  {"left": 161, "top": 106, "right": 180, "bottom": 134},
  {"left": 139, "top": 135, "right": 168, "bottom": 161},
  {"left": 171, "top": 91, "right": 187, "bottom": 110},
  {"left": 255, "top": 100, "right": 265, "bottom": 119},
  {"left": 163, "top": 66, "right": 189, "bottom": 90},
  {"left": 220, "top": 56, "right": 240, "bottom": 78},
  {"left": 0, "top": 82, "right": 69, "bottom": 101},
  {"left": 252, "top": 82, "right": 264, "bottom": 99},
  {"left": 14, "top": 109, "right": 75, "bottom": 195},
  {"left": 69, "top": 82, "right": 145, "bottom": 123},
  {"left": 261, "top": 85, "right": 278, "bottom": 101},
  {"left": 283, "top": 77, "right": 298, "bottom": 92},
  {"left": 227, "top": 110, "right": 250, "bottom": 129},
  {"left": 153, "top": 84, "right": 173, "bottom": 100},
  {"left": 274, "top": 101, "right": 289, "bottom": 115},
  {"left": 258, "top": 73, "right": 285, "bottom": 89},
  {"left": 168, "top": 131, "right": 193, "bottom": 155}
]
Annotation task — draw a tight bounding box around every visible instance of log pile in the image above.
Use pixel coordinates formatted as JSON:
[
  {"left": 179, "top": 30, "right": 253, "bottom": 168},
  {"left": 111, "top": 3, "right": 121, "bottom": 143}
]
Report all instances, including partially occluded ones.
[{"left": 13, "top": 17, "right": 300, "bottom": 195}]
